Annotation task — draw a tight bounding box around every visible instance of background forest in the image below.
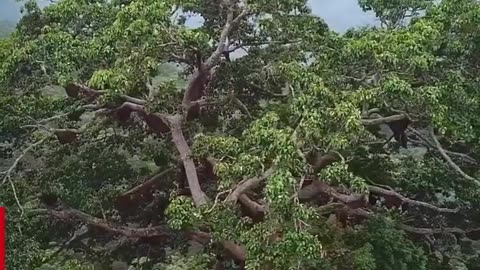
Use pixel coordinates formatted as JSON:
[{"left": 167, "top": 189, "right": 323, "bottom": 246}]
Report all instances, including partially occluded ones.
[
  {"left": 2, "top": 0, "right": 480, "bottom": 269},
  {"left": 0, "top": 20, "right": 15, "bottom": 39}
]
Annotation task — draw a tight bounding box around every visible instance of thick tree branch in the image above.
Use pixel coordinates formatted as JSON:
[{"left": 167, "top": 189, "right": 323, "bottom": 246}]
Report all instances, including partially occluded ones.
[
  {"left": 97, "top": 102, "right": 171, "bottom": 134},
  {"left": 182, "top": 2, "right": 249, "bottom": 112},
  {"left": 181, "top": 69, "right": 210, "bottom": 112},
  {"left": 120, "top": 95, "right": 147, "bottom": 106},
  {"left": 31, "top": 207, "right": 170, "bottom": 238},
  {"left": 36, "top": 205, "right": 247, "bottom": 261},
  {"left": 298, "top": 181, "right": 457, "bottom": 213},
  {"left": 317, "top": 203, "right": 346, "bottom": 215},
  {"left": 298, "top": 181, "right": 367, "bottom": 207},
  {"left": 361, "top": 114, "right": 409, "bottom": 126},
  {"left": 204, "top": 5, "right": 249, "bottom": 70},
  {"left": 97, "top": 102, "right": 207, "bottom": 206},
  {"left": 168, "top": 114, "right": 209, "bottom": 207},
  {"left": 221, "top": 240, "right": 247, "bottom": 262},
  {"left": 307, "top": 152, "right": 340, "bottom": 173},
  {"left": 298, "top": 180, "right": 324, "bottom": 201},
  {"left": 238, "top": 194, "right": 266, "bottom": 217},
  {"left": 66, "top": 83, "right": 146, "bottom": 105},
  {"left": 227, "top": 167, "right": 275, "bottom": 203}
]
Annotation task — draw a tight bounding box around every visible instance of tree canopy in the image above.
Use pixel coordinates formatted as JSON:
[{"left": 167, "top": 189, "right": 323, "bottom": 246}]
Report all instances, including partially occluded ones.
[{"left": 2, "top": 0, "right": 480, "bottom": 269}]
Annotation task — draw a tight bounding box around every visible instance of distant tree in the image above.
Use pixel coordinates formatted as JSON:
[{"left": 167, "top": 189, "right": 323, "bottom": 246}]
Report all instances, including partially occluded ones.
[{"left": 0, "top": 20, "right": 16, "bottom": 38}]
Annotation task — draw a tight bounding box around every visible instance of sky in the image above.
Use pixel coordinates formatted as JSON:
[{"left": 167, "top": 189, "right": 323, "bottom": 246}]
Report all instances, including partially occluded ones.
[
  {"left": 310, "top": 0, "right": 378, "bottom": 32},
  {"left": 0, "top": 0, "right": 378, "bottom": 32}
]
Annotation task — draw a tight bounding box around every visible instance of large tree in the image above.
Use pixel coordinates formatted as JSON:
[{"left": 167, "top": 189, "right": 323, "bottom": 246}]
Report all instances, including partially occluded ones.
[{"left": 2, "top": 0, "right": 480, "bottom": 269}]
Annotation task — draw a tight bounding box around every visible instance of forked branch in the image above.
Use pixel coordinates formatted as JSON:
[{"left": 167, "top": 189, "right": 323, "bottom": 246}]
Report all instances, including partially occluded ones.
[
  {"left": 182, "top": 1, "right": 249, "bottom": 111},
  {"left": 1, "top": 136, "right": 50, "bottom": 185},
  {"left": 429, "top": 127, "right": 480, "bottom": 186}
]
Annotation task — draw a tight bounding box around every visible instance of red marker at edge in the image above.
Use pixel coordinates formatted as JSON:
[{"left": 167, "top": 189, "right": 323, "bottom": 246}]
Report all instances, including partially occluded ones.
[{"left": 0, "top": 207, "right": 5, "bottom": 270}]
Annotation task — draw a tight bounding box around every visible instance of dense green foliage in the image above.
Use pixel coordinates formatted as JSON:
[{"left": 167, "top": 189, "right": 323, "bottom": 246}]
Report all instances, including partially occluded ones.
[{"left": 2, "top": 0, "right": 480, "bottom": 269}]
